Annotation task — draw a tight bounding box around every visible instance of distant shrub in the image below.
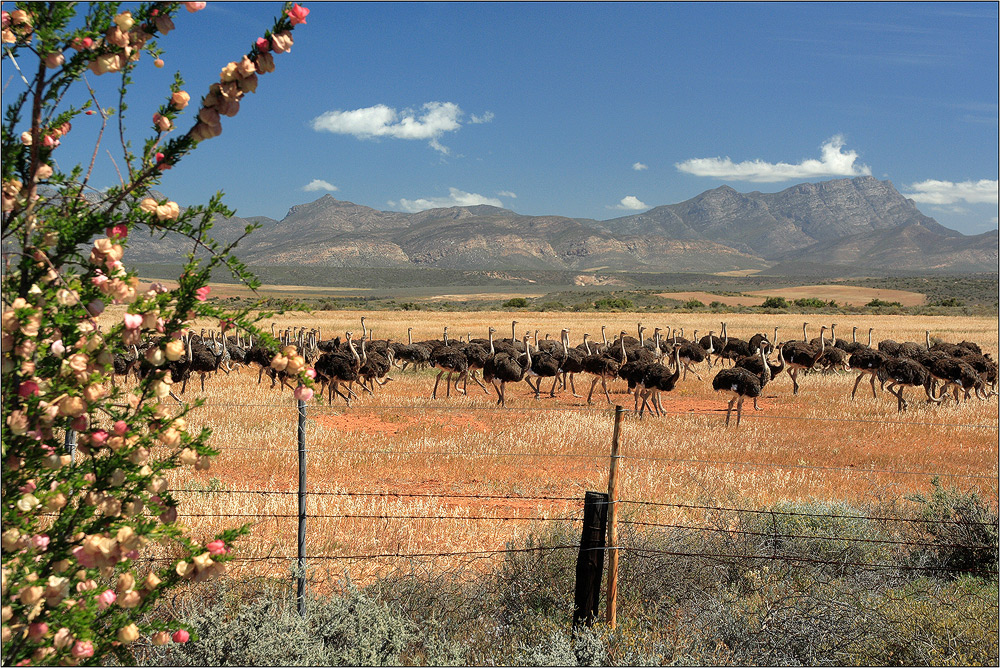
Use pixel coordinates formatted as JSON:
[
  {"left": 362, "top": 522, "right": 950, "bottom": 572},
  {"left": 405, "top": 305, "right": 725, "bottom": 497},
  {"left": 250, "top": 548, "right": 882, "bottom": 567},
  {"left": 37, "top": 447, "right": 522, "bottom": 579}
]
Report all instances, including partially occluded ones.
[
  {"left": 866, "top": 298, "right": 903, "bottom": 308},
  {"left": 710, "top": 301, "right": 724, "bottom": 309},
  {"left": 538, "top": 301, "right": 565, "bottom": 311},
  {"left": 503, "top": 297, "right": 530, "bottom": 308},
  {"left": 930, "top": 297, "right": 964, "bottom": 307},
  {"left": 794, "top": 297, "right": 828, "bottom": 308},
  {"left": 682, "top": 299, "right": 705, "bottom": 309},
  {"left": 762, "top": 296, "right": 789, "bottom": 308},
  {"left": 399, "top": 301, "right": 421, "bottom": 311},
  {"left": 594, "top": 297, "right": 634, "bottom": 310}
]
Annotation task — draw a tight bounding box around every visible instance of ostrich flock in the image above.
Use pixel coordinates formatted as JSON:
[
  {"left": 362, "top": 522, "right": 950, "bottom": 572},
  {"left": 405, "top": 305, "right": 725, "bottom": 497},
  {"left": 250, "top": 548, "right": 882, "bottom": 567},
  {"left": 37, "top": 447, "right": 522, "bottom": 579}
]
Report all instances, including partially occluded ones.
[{"left": 111, "top": 316, "right": 999, "bottom": 426}]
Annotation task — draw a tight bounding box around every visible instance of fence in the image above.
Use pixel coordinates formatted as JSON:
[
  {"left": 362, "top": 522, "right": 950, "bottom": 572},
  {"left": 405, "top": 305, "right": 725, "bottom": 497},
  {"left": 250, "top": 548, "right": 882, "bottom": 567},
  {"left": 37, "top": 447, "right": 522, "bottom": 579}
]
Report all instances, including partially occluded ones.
[{"left": 93, "top": 394, "right": 1000, "bottom": 631}]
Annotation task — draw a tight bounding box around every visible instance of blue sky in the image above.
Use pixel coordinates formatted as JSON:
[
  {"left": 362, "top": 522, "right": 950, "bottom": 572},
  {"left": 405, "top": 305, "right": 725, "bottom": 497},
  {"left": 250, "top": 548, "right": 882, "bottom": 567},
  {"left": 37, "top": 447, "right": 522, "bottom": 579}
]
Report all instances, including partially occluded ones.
[{"left": 7, "top": 1, "right": 998, "bottom": 234}]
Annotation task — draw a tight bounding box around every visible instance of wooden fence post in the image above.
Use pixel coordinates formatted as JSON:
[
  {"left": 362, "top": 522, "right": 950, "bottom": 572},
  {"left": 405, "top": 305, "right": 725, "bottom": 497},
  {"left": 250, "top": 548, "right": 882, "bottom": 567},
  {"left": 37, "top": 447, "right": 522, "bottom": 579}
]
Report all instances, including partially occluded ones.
[
  {"left": 606, "top": 404, "right": 624, "bottom": 629},
  {"left": 296, "top": 398, "right": 307, "bottom": 617},
  {"left": 573, "top": 491, "right": 609, "bottom": 627},
  {"left": 64, "top": 428, "right": 76, "bottom": 464}
]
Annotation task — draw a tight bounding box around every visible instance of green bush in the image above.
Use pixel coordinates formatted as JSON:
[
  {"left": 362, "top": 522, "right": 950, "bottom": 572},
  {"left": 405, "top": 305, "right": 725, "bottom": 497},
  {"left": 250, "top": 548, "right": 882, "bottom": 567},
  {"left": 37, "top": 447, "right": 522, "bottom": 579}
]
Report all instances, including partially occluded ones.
[
  {"left": 930, "top": 297, "right": 965, "bottom": 307},
  {"left": 503, "top": 297, "right": 530, "bottom": 308},
  {"left": 866, "top": 298, "right": 903, "bottom": 308},
  {"left": 594, "top": 297, "right": 634, "bottom": 310},
  {"left": 761, "top": 296, "right": 789, "bottom": 308},
  {"left": 682, "top": 299, "right": 705, "bottom": 309},
  {"left": 793, "top": 297, "right": 828, "bottom": 308}
]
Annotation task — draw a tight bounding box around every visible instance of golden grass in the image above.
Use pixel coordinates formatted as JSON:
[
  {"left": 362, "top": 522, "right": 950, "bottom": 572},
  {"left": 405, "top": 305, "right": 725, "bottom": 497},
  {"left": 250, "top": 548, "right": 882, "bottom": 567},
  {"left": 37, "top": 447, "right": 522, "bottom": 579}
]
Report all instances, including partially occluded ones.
[{"left": 101, "top": 309, "right": 999, "bottom": 583}]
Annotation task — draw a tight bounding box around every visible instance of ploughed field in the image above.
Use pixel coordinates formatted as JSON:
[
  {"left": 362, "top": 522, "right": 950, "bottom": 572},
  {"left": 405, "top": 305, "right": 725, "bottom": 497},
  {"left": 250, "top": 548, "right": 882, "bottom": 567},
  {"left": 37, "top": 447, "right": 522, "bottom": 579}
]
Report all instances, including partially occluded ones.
[{"left": 111, "top": 310, "right": 998, "bottom": 583}]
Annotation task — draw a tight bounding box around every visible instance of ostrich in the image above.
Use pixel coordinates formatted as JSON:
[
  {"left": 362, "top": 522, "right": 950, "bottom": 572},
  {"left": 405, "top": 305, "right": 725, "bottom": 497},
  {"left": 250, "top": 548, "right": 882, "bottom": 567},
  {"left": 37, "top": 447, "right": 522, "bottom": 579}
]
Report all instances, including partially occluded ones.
[
  {"left": 526, "top": 329, "right": 566, "bottom": 399},
  {"left": 712, "top": 365, "right": 762, "bottom": 427},
  {"left": 877, "top": 357, "right": 940, "bottom": 412},
  {"left": 558, "top": 329, "right": 586, "bottom": 397},
  {"left": 185, "top": 332, "right": 218, "bottom": 393},
  {"left": 459, "top": 335, "right": 491, "bottom": 395},
  {"left": 314, "top": 331, "right": 362, "bottom": 405},
  {"left": 429, "top": 328, "right": 469, "bottom": 399},
  {"left": 699, "top": 330, "right": 724, "bottom": 369},
  {"left": 720, "top": 322, "right": 751, "bottom": 366},
  {"left": 733, "top": 343, "right": 783, "bottom": 411},
  {"left": 393, "top": 328, "right": 431, "bottom": 371},
  {"left": 848, "top": 347, "right": 887, "bottom": 400},
  {"left": 843, "top": 327, "right": 874, "bottom": 354},
  {"left": 636, "top": 344, "right": 682, "bottom": 417},
  {"left": 112, "top": 345, "right": 140, "bottom": 386},
  {"left": 483, "top": 332, "right": 532, "bottom": 408},
  {"left": 583, "top": 332, "right": 626, "bottom": 405},
  {"left": 780, "top": 324, "right": 826, "bottom": 395},
  {"left": 358, "top": 337, "right": 394, "bottom": 391},
  {"left": 676, "top": 329, "right": 709, "bottom": 380}
]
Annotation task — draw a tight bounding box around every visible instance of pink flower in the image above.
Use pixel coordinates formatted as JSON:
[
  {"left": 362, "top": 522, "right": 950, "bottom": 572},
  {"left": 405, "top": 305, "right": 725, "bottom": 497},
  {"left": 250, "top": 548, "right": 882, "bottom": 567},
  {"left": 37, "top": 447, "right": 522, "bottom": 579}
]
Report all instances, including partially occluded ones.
[
  {"left": 184, "top": 2, "right": 206, "bottom": 12},
  {"left": 18, "top": 380, "right": 39, "bottom": 397},
  {"left": 172, "top": 629, "right": 190, "bottom": 643},
  {"left": 255, "top": 36, "right": 269, "bottom": 52},
  {"left": 96, "top": 589, "right": 116, "bottom": 610},
  {"left": 90, "top": 430, "right": 109, "bottom": 448},
  {"left": 294, "top": 385, "right": 314, "bottom": 402},
  {"left": 306, "top": 368, "right": 316, "bottom": 379},
  {"left": 28, "top": 622, "right": 49, "bottom": 640},
  {"left": 105, "top": 224, "right": 128, "bottom": 239},
  {"left": 287, "top": 3, "right": 309, "bottom": 25},
  {"left": 72, "top": 545, "right": 95, "bottom": 568},
  {"left": 195, "top": 286, "right": 211, "bottom": 301},
  {"left": 113, "top": 420, "right": 128, "bottom": 435},
  {"left": 155, "top": 152, "right": 165, "bottom": 163},
  {"left": 123, "top": 313, "right": 143, "bottom": 330},
  {"left": 153, "top": 112, "right": 172, "bottom": 132},
  {"left": 71, "top": 641, "right": 94, "bottom": 658},
  {"left": 19, "top": 480, "right": 36, "bottom": 494},
  {"left": 31, "top": 534, "right": 50, "bottom": 550},
  {"left": 206, "top": 539, "right": 227, "bottom": 556}
]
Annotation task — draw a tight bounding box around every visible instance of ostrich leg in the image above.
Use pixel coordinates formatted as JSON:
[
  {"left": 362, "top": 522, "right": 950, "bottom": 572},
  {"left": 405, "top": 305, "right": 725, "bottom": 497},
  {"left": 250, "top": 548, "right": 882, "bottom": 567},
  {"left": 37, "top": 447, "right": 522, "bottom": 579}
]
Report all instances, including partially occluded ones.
[
  {"left": 587, "top": 377, "right": 600, "bottom": 405},
  {"left": 432, "top": 371, "right": 445, "bottom": 399},
  {"left": 724, "top": 396, "right": 736, "bottom": 426},
  {"left": 735, "top": 396, "right": 746, "bottom": 427}
]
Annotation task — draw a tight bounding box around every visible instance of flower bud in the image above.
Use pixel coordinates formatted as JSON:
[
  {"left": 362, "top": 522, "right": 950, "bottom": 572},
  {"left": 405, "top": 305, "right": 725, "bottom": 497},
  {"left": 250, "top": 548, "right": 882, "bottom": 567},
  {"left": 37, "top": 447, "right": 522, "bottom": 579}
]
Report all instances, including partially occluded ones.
[{"left": 117, "top": 623, "right": 140, "bottom": 643}]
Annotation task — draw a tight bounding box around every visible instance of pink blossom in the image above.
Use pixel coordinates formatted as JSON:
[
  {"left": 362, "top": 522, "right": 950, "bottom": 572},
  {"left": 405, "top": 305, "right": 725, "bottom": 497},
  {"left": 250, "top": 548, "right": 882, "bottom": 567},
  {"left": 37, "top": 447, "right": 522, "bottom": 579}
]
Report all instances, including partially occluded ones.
[
  {"left": 105, "top": 224, "right": 128, "bottom": 239},
  {"left": 255, "top": 36, "right": 269, "bottom": 52},
  {"left": 195, "top": 286, "right": 211, "bottom": 301},
  {"left": 287, "top": 3, "right": 309, "bottom": 25},
  {"left": 72, "top": 545, "right": 95, "bottom": 569},
  {"left": 71, "top": 641, "right": 94, "bottom": 658},
  {"left": 206, "top": 539, "right": 228, "bottom": 556},
  {"left": 113, "top": 420, "right": 128, "bottom": 435},
  {"left": 31, "top": 534, "right": 50, "bottom": 550},
  {"left": 184, "top": 2, "right": 206, "bottom": 12},
  {"left": 306, "top": 368, "right": 316, "bottom": 379},
  {"left": 90, "top": 429, "right": 109, "bottom": 447},
  {"left": 18, "top": 380, "right": 39, "bottom": 397},
  {"left": 19, "top": 480, "right": 36, "bottom": 494},
  {"left": 86, "top": 299, "right": 105, "bottom": 316},
  {"left": 123, "top": 313, "right": 143, "bottom": 330},
  {"left": 96, "top": 589, "right": 116, "bottom": 610},
  {"left": 294, "top": 385, "right": 314, "bottom": 402},
  {"left": 172, "top": 629, "right": 190, "bottom": 643},
  {"left": 28, "top": 622, "right": 48, "bottom": 640}
]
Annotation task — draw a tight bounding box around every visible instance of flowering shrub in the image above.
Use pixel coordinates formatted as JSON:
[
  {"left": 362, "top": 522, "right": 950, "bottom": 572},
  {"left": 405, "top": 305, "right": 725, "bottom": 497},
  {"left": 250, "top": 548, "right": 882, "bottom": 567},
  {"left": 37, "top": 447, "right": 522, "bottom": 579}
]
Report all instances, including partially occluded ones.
[{"left": 2, "top": 2, "right": 311, "bottom": 664}]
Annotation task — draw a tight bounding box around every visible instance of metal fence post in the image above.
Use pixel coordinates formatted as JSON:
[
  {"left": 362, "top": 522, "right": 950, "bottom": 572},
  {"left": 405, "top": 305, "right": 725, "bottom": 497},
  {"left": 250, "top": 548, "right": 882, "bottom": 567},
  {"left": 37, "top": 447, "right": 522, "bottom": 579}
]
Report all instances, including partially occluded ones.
[{"left": 296, "top": 398, "right": 307, "bottom": 617}]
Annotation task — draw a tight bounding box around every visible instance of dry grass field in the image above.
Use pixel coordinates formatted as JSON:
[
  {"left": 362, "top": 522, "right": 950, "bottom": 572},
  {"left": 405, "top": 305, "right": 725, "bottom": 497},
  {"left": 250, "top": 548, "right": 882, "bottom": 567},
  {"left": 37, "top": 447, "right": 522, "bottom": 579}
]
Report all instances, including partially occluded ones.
[{"left": 103, "top": 308, "right": 999, "bottom": 584}]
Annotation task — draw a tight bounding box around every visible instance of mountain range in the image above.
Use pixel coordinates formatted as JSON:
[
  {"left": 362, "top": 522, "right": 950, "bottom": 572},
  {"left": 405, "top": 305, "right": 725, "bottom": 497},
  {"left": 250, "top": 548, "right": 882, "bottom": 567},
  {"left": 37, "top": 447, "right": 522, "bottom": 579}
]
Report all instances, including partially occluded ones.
[{"left": 123, "top": 176, "right": 997, "bottom": 274}]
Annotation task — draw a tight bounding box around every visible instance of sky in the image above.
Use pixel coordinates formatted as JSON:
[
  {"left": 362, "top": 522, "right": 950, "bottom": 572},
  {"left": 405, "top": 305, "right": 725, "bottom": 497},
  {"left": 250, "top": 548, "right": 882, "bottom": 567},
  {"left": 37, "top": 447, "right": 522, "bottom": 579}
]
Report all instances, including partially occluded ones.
[{"left": 5, "top": 1, "right": 998, "bottom": 235}]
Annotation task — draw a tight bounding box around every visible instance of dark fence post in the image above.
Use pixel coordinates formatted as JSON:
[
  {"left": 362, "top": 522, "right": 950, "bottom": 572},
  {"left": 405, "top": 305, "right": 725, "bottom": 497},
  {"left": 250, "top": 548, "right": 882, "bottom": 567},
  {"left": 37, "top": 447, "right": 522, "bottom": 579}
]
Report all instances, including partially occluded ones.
[
  {"left": 64, "top": 428, "right": 76, "bottom": 464},
  {"left": 573, "top": 490, "right": 609, "bottom": 627},
  {"left": 296, "top": 398, "right": 307, "bottom": 617}
]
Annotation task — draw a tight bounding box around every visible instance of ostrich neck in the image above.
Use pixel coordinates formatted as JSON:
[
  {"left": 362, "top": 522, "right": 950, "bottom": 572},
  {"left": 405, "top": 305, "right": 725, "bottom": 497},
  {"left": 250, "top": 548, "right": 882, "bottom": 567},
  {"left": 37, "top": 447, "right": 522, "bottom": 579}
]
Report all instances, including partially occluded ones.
[{"left": 348, "top": 338, "right": 360, "bottom": 368}]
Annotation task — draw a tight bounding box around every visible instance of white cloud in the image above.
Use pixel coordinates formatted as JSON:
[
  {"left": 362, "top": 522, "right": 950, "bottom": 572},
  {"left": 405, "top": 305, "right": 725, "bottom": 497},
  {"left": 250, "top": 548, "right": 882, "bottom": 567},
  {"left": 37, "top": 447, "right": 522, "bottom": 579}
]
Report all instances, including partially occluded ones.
[
  {"left": 675, "top": 135, "right": 871, "bottom": 182},
  {"left": 310, "top": 101, "right": 491, "bottom": 154},
  {"left": 497, "top": 190, "right": 517, "bottom": 198},
  {"left": 302, "top": 179, "right": 338, "bottom": 192},
  {"left": 613, "top": 195, "right": 648, "bottom": 211},
  {"left": 632, "top": 162, "right": 648, "bottom": 171},
  {"left": 388, "top": 187, "right": 503, "bottom": 213},
  {"left": 903, "top": 179, "right": 998, "bottom": 205}
]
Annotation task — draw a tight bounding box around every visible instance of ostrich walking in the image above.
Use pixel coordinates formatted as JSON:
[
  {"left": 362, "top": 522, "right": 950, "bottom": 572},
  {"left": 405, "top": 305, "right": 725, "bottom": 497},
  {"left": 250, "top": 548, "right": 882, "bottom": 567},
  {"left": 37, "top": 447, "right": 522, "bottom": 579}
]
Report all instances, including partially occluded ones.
[
  {"left": 877, "top": 357, "right": 940, "bottom": 412},
  {"left": 483, "top": 332, "right": 532, "bottom": 408},
  {"left": 314, "top": 331, "right": 362, "bottom": 405},
  {"left": 583, "top": 332, "right": 626, "bottom": 405},
  {"left": 526, "top": 329, "right": 567, "bottom": 399},
  {"left": 733, "top": 343, "right": 784, "bottom": 411},
  {"left": 780, "top": 324, "right": 826, "bottom": 395},
  {"left": 558, "top": 330, "right": 586, "bottom": 397},
  {"left": 430, "top": 328, "right": 469, "bottom": 399},
  {"left": 712, "top": 366, "right": 762, "bottom": 427},
  {"left": 636, "top": 345, "right": 683, "bottom": 417},
  {"left": 848, "top": 347, "right": 886, "bottom": 400}
]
